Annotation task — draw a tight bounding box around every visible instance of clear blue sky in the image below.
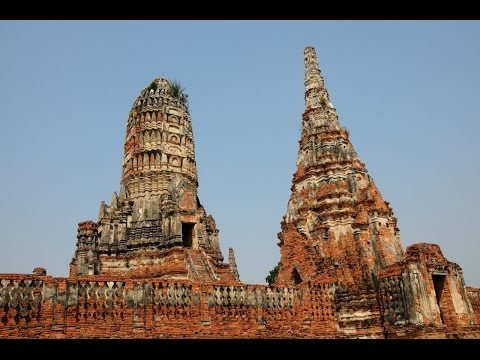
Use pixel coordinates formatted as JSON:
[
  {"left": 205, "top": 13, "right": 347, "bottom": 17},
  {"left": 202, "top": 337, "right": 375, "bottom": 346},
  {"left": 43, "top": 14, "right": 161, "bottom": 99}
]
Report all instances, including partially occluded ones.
[{"left": 1, "top": 21, "right": 479, "bottom": 287}]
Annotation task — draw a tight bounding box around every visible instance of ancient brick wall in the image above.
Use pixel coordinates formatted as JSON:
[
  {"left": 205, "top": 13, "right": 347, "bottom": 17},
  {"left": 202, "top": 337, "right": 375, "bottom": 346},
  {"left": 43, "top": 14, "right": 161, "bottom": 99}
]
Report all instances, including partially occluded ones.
[
  {"left": 467, "top": 287, "right": 480, "bottom": 323},
  {"left": 377, "top": 244, "right": 480, "bottom": 338},
  {"left": 4, "top": 271, "right": 477, "bottom": 339},
  {"left": 0, "top": 274, "right": 339, "bottom": 339},
  {"left": 335, "top": 287, "right": 384, "bottom": 338}
]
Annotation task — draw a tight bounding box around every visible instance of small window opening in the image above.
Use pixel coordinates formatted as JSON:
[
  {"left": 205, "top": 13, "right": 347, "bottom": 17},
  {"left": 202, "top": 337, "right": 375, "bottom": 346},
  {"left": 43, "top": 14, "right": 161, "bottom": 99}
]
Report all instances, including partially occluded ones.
[
  {"left": 182, "top": 223, "right": 194, "bottom": 247},
  {"left": 292, "top": 267, "right": 302, "bottom": 285},
  {"left": 432, "top": 274, "right": 446, "bottom": 323}
]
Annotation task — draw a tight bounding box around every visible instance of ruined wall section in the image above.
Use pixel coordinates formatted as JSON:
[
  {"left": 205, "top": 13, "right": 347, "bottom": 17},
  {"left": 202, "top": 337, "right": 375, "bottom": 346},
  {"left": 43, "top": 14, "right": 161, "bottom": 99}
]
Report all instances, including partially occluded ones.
[
  {"left": 378, "top": 243, "right": 479, "bottom": 338},
  {"left": 335, "top": 287, "right": 384, "bottom": 338},
  {"left": 0, "top": 273, "right": 338, "bottom": 339},
  {"left": 467, "top": 287, "right": 480, "bottom": 323},
  {"left": 5, "top": 269, "right": 476, "bottom": 339}
]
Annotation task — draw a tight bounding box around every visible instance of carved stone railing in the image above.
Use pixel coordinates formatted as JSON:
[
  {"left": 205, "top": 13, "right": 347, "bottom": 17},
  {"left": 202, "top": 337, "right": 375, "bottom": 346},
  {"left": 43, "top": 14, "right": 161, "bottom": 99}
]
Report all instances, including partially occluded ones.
[{"left": 0, "top": 274, "right": 340, "bottom": 338}]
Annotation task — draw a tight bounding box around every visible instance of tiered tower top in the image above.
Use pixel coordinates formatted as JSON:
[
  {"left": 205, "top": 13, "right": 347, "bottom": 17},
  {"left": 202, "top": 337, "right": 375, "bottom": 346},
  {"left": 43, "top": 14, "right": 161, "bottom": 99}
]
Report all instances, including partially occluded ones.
[
  {"left": 120, "top": 77, "right": 197, "bottom": 205},
  {"left": 275, "top": 47, "right": 404, "bottom": 287}
]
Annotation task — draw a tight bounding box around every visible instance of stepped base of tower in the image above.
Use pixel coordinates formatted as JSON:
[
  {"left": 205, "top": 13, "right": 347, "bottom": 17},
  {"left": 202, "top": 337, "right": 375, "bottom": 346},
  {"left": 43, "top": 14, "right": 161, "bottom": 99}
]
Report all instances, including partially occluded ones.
[{"left": 69, "top": 246, "right": 239, "bottom": 283}]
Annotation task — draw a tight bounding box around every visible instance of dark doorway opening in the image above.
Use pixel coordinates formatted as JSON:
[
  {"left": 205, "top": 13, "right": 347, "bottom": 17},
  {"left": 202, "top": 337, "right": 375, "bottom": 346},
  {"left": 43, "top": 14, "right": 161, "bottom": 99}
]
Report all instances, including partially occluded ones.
[
  {"left": 182, "top": 223, "right": 194, "bottom": 247},
  {"left": 432, "top": 274, "right": 446, "bottom": 323},
  {"left": 292, "top": 267, "right": 302, "bottom": 285}
]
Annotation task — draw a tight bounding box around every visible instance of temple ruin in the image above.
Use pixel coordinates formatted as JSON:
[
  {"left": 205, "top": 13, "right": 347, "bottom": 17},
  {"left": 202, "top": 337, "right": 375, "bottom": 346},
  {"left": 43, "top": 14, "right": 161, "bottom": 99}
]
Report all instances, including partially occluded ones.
[{"left": 0, "top": 47, "right": 478, "bottom": 339}]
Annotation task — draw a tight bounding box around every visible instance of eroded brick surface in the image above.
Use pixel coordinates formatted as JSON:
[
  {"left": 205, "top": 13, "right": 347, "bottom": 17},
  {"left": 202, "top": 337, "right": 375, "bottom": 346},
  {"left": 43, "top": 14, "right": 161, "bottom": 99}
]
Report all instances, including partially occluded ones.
[{"left": 0, "top": 274, "right": 339, "bottom": 338}]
